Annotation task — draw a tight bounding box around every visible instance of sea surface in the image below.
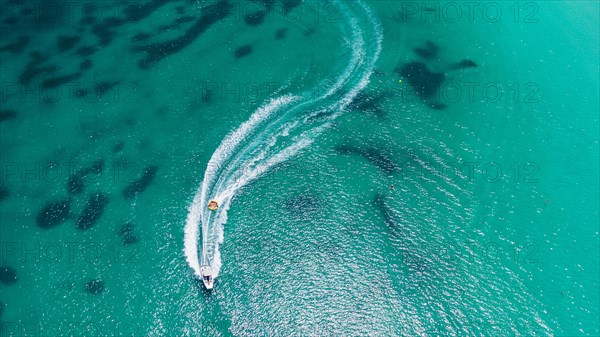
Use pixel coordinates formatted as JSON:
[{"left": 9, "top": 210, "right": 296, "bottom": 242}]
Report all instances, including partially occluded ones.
[{"left": 0, "top": 0, "right": 598, "bottom": 336}]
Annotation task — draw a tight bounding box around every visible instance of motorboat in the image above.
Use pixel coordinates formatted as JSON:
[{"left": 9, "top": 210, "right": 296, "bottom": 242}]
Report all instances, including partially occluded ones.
[
  {"left": 200, "top": 265, "right": 214, "bottom": 290},
  {"left": 200, "top": 200, "right": 218, "bottom": 290}
]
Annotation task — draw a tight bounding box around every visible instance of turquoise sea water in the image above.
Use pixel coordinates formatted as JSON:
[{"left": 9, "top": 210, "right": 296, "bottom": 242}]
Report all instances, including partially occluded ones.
[{"left": 0, "top": 0, "right": 598, "bottom": 336}]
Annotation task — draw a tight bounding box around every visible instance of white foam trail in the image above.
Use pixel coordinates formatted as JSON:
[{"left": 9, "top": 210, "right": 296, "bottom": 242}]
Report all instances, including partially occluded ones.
[
  {"left": 200, "top": 95, "right": 298, "bottom": 209},
  {"left": 184, "top": 0, "right": 383, "bottom": 280},
  {"left": 183, "top": 186, "right": 203, "bottom": 277},
  {"left": 184, "top": 96, "right": 296, "bottom": 275}
]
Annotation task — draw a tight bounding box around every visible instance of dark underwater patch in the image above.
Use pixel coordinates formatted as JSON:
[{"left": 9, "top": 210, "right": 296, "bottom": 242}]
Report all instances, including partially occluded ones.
[
  {"left": 92, "top": 18, "right": 123, "bottom": 46},
  {"left": 159, "top": 16, "right": 196, "bottom": 32},
  {"left": 79, "top": 59, "right": 92, "bottom": 70},
  {"left": 124, "top": 0, "right": 171, "bottom": 22},
  {"left": 36, "top": 199, "right": 71, "bottom": 228},
  {"left": 274, "top": 28, "right": 288, "bottom": 40},
  {"left": 0, "top": 35, "right": 29, "bottom": 53},
  {"left": 67, "top": 160, "right": 104, "bottom": 195},
  {"left": 57, "top": 35, "right": 80, "bottom": 52},
  {"left": 95, "top": 81, "right": 120, "bottom": 96},
  {"left": 335, "top": 145, "right": 400, "bottom": 175},
  {"left": 123, "top": 234, "right": 138, "bottom": 245},
  {"left": 112, "top": 141, "right": 125, "bottom": 153},
  {"left": 75, "top": 46, "right": 97, "bottom": 57},
  {"left": 396, "top": 61, "right": 445, "bottom": 100},
  {"left": 19, "top": 52, "right": 58, "bottom": 84},
  {"left": 0, "top": 300, "right": 4, "bottom": 317},
  {"left": 201, "top": 88, "right": 214, "bottom": 103},
  {"left": 119, "top": 222, "right": 134, "bottom": 236},
  {"left": 234, "top": 45, "right": 253, "bottom": 59},
  {"left": 88, "top": 160, "right": 104, "bottom": 174},
  {"left": 118, "top": 222, "right": 138, "bottom": 245},
  {"left": 67, "top": 175, "right": 84, "bottom": 194},
  {"left": 244, "top": 10, "right": 267, "bottom": 26},
  {"left": 84, "top": 279, "right": 105, "bottom": 294},
  {"left": 452, "top": 59, "right": 477, "bottom": 69},
  {"left": 79, "top": 80, "right": 119, "bottom": 100},
  {"left": 430, "top": 103, "right": 447, "bottom": 110},
  {"left": 132, "top": 32, "right": 152, "bottom": 42},
  {"left": 41, "top": 72, "right": 82, "bottom": 89},
  {"left": 281, "top": 0, "right": 302, "bottom": 13},
  {"left": 76, "top": 193, "right": 110, "bottom": 230},
  {"left": 349, "top": 92, "right": 388, "bottom": 118},
  {"left": 373, "top": 192, "right": 400, "bottom": 233},
  {"left": 74, "top": 89, "right": 88, "bottom": 98},
  {"left": 67, "top": 175, "right": 85, "bottom": 194},
  {"left": 0, "top": 185, "right": 9, "bottom": 201},
  {"left": 303, "top": 28, "right": 315, "bottom": 36},
  {"left": 0, "top": 110, "right": 17, "bottom": 122},
  {"left": 122, "top": 166, "right": 159, "bottom": 199},
  {"left": 0, "top": 266, "right": 17, "bottom": 285},
  {"left": 413, "top": 40, "right": 439, "bottom": 60},
  {"left": 136, "top": 1, "right": 232, "bottom": 69}
]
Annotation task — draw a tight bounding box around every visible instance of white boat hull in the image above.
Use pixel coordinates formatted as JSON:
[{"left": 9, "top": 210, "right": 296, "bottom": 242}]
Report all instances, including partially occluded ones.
[{"left": 200, "top": 265, "right": 214, "bottom": 290}]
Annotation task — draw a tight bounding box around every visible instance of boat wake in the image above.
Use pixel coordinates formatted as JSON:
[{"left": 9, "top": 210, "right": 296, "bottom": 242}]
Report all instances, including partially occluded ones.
[{"left": 184, "top": 0, "right": 382, "bottom": 280}]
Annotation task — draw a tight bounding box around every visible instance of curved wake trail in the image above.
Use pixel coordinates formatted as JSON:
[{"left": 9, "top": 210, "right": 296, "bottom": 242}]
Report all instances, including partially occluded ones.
[{"left": 184, "top": 0, "right": 382, "bottom": 279}]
